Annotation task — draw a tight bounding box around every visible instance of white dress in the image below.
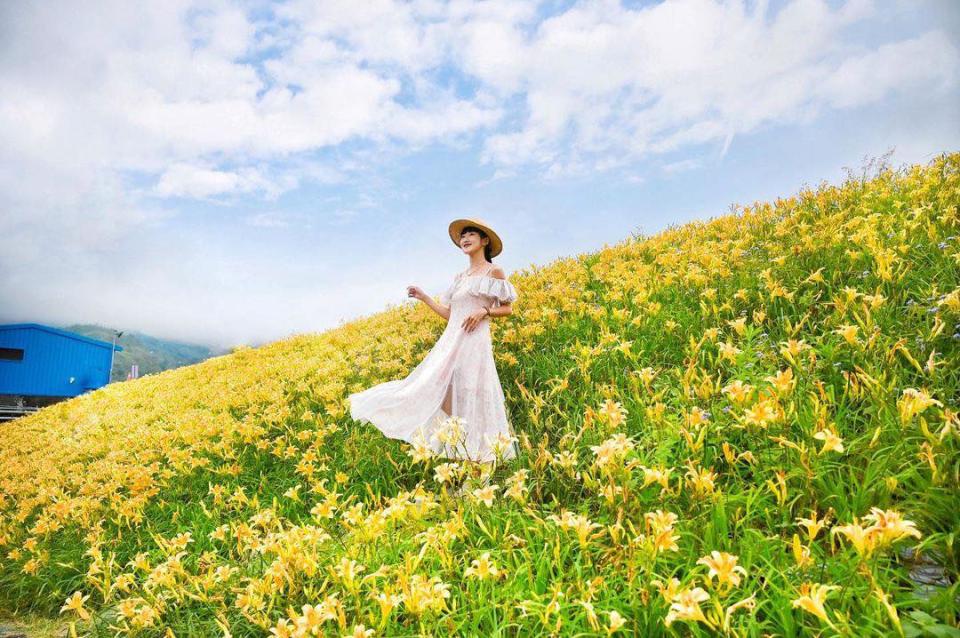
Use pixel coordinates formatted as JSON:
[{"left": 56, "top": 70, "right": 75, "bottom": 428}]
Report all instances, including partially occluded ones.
[{"left": 348, "top": 263, "right": 520, "bottom": 463}]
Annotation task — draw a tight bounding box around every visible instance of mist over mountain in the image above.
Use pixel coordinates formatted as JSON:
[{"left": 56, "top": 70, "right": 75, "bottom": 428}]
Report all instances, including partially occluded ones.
[{"left": 63, "top": 324, "right": 229, "bottom": 380}]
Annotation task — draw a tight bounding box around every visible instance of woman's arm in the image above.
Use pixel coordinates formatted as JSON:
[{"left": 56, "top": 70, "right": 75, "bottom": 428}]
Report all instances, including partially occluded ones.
[
  {"left": 423, "top": 294, "right": 451, "bottom": 321},
  {"left": 462, "top": 266, "right": 515, "bottom": 332},
  {"left": 463, "top": 299, "right": 512, "bottom": 333},
  {"left": 486, "top": 265, "right": 514, "bottom": 318},
  {"left": 486, "top": 303, "right": 512, "bottom": 318},
  {"left": 407, "top": 284, "right": 450, "bottom": 320}
]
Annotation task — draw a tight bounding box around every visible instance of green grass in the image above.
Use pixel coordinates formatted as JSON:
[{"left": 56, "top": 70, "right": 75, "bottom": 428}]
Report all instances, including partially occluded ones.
[{"left": 0, "top": 152, "right": 958, "bottom": 636}]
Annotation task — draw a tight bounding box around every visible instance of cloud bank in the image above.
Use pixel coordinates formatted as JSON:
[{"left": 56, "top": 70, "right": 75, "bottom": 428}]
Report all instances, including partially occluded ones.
[{"left": 1, "top": 0, "right": 957, "bottom": 347}]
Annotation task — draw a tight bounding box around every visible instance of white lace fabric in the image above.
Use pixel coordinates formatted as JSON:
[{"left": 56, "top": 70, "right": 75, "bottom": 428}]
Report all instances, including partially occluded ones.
[{"left": 348, "top": 264, "right": 519, "bottom": 462}]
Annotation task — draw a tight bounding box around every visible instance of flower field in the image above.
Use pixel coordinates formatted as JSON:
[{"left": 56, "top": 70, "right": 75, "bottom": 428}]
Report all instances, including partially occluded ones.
[{"left": 1, "top": 153, "right": 958, "bottom": 637}]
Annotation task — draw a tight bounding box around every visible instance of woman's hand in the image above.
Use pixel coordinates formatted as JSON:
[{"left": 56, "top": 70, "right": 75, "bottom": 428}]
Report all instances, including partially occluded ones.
[
  {"left": 407, "top": 285, "right": 427, "bottom": 301},
  {"left": 461, "top": 308, "right": 489, "bottom": 332}
]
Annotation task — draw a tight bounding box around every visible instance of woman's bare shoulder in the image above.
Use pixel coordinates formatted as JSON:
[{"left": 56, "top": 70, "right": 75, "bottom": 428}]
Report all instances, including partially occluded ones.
[{"left": 488, "top": 265, "right": 507, "bottom": 280}]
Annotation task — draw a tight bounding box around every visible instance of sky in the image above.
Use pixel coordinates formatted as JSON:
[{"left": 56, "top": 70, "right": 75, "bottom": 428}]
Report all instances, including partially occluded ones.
[{"left": 1, "top": 0, "right": 958, "bottom": 350}]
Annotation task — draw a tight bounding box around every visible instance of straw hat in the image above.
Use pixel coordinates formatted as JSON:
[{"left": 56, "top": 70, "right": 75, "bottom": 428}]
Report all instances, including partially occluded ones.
[{"left": 448, "top": 217, "right": 503, "bottom": 258}]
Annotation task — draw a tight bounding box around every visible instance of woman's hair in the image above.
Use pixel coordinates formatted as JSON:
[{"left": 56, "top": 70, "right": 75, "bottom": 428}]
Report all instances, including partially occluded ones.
[{"left": 460, "top": 225, "right": 493, "bottom": 262}]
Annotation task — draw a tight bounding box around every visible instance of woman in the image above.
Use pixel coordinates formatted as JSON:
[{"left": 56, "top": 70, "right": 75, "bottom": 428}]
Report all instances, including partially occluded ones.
[{"left": 347, "top": 217, "right": 520, "bottom": 466}]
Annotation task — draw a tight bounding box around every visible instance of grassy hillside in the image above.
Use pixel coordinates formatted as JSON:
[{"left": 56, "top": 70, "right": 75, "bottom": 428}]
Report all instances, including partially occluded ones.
[
  {"left": 0, "top": 153, "right": 958, "bottom": 637},
  {"left": 65, "top": 324, "right": 224, "bottom": 380}
]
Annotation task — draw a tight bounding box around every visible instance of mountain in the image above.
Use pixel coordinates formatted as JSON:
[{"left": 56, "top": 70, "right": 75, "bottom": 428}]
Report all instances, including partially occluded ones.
[
  {"left": 63, "top": 324, "right": 228, "bottom": 380},
  {"left": 0, "top": 152, "right": 957, "bottom": 637}
]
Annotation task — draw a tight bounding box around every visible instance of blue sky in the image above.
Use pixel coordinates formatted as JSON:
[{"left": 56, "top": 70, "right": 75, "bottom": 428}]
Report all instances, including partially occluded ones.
[{"left": 1, "top": 0, "right": 958, "bottom": 349}]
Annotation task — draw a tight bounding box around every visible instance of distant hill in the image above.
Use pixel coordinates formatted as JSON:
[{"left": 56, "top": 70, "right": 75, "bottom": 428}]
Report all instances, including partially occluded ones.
[{"left": 63, "top": 324, "right": 227, "bottom": 380}]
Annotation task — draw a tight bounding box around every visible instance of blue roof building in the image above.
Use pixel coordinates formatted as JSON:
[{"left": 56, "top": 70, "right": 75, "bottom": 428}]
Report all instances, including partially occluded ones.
[{"left": 0, "top": 323, "right": 123, "bottom": 398}]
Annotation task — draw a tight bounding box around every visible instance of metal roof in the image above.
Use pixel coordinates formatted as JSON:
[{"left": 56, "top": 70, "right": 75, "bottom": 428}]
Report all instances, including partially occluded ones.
[{"left": 0, "top": 323, "right": 123, "bottom": 351}]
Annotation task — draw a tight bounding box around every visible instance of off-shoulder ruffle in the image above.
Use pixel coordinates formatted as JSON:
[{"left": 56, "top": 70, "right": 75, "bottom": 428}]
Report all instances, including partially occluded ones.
[
  {"left": 439, "top": 286, "right": 454, "bottom": 305},
  {"left": 463, "top": 274, "right": 518, "bottom": 304},
  {"left": 439, "top": 276, "right": 459, "bottom": 305}
]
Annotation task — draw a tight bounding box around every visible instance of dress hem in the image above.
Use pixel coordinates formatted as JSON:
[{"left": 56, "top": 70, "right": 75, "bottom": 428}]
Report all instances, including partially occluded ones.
[{"left": 350, "top": 398, "right": 518, "bottom": 463}]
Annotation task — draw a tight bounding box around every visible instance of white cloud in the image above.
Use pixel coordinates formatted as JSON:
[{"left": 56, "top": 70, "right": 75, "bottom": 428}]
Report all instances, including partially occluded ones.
[
  {"left": 662, "top": 158, "right": 703, "bottom": 175},
  {"left": 3, "top": 0, "right": 954, "bottom": 203},
  {"left": 817, "top": 30, "right": 960, "bottom": 109},
  {"left": 0, "top": 0, "right": 957, "bottom": 347},
  {"left": 470, "top": 0, "right": 959, "bottom": 176},
  {"left": 243, "top": 210, "right": 312, "bottom": 229},
  {"left": 155, "top": 164, "right": 247, "bottom": 198}
]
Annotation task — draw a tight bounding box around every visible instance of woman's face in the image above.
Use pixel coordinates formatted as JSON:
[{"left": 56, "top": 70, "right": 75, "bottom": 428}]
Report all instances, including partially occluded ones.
[{"left": 459, "top": 229, "right": 488, "bottom": 255}]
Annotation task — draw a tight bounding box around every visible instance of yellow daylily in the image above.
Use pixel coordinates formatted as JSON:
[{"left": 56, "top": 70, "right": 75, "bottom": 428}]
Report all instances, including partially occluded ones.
[
  {"left": 897, "top": 388, "right": 943, "bottom": 423},
  {"left": 664, "top": 586, "right": 711, "bottom": 628},
  {"left": 792, "top": 582, "right": 839, "bottom": 628},
  {"left": 796, "top": 510, "right": 830, "bottom": 542},
  {"left": 696, "top": 551, "right": 747, "bottom": 590},
  {"left": 60, "top": 591, "right": 91, "bottom": 621},
  {"left": 813, "top": 428, "right": 845, "bottom": 455},
  {"left": 464, "top": 552, "right": 500, "bottom": 581}
]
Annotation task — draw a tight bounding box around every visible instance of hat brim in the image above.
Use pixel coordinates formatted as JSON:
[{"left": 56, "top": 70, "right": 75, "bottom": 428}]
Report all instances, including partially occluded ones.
[{"left": 448, "top": 218, "right": 503, "bottom": 257}]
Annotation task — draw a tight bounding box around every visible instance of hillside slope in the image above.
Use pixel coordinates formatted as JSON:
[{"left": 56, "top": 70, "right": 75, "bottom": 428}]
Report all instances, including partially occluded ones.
[
  {"left": 64, "top": 324, "right": 224, "bottom": 379},
  {"left": 0, "top": 153, "right": 958, "bottom": 637}
]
